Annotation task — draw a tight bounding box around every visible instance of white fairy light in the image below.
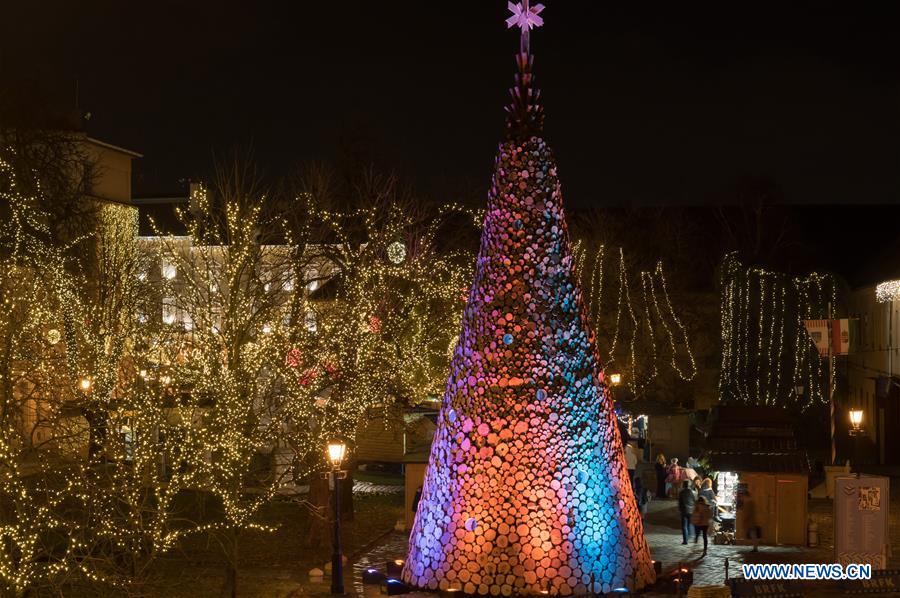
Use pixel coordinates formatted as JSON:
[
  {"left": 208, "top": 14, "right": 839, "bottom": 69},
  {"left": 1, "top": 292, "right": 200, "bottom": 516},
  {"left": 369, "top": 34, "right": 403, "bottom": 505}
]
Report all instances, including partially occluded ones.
[{"left": 876, "top": 279, "right": 900, "bottom": 303}]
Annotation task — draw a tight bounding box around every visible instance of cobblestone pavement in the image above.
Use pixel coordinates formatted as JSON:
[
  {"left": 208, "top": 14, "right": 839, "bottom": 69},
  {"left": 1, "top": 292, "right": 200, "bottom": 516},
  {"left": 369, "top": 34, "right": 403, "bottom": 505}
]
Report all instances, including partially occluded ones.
[
  {"left": 641, "top": 499, "right": 833, "bottom": 586},
  {"left": 299, "top": 493, "right": 900, "bottom": 596}
]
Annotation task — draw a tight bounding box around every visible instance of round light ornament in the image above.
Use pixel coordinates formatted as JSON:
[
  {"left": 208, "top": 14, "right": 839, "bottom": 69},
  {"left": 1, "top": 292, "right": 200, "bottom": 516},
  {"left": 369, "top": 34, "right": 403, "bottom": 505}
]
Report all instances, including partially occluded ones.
[
  {"left": 46, "top": 328, "right": 61, "bottom": 345},
  {"left": 387, "top": 240, "right": 406, "bottom": 264}
]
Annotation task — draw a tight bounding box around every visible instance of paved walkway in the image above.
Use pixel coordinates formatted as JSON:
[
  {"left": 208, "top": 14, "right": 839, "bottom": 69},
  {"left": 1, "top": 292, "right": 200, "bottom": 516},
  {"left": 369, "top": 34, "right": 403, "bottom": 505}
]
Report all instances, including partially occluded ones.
[
  {"left": 641, "top": 499, "right": 833, "bottom": 586},
  {"left": 298, "top": 496, "right": 897, "bottom": 596}
]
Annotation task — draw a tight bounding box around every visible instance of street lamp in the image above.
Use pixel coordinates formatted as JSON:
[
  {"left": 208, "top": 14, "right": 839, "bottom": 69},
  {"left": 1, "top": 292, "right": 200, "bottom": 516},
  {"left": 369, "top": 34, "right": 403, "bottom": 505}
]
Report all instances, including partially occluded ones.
[
  {"left": 609, "top": 372, "right": 622, "bottom": 386},
  {"left": 326, "top": 438, "right": 348, "bottom": 594},
  {"left": 848, "top": 408, "right": 864, "bottom": 477},
  {"left": 849, "top": 409, "right": 863, "bottom": 433}
]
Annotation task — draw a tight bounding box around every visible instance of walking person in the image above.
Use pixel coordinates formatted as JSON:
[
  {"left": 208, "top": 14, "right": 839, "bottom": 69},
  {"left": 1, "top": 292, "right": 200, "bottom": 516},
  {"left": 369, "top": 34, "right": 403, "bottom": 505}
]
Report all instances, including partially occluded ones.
[
  {"left": 692, "top": 496, "right": 712, "bottom": 555},
  {"left": 666, "top": 458, "right": 682, "bottom": 497},
  {"left": 654, "top": 452, "right": 667, "bottom": 499},
  {"left": 634, "top": 476, "right": 649, "bottom": 516},
  {"left": 625, "top": 442, "right": 638, "bottom": 485},
  {"left": 699, "top": 478, "right": 719, "bottom": 522},
  {"left": 677, "top": 480, "right": 696, "bottom": 545},
  {"left": 740, "top": 490, "right": 761, "bottom": 552}
]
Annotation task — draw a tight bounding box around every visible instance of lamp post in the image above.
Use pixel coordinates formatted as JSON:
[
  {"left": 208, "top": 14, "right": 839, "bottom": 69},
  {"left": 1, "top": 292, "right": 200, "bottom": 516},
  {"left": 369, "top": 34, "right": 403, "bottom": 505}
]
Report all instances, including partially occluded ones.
[
  {"left": 609, "top": 372, "right": 622, "bottom": 387},
  {"left": 326, "top": 439, "right": 347, "bottom": 594},
  {"left": 848, "top": 409, "right": 864, "bottom": 477}
]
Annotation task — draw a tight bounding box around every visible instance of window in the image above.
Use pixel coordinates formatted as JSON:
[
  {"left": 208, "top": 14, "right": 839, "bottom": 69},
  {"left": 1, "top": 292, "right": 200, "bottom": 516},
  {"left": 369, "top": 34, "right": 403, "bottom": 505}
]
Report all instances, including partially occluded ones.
[
  {"left": 305, "top": 310, "right": 317, "bottom": 333},
  {"left": 162, "top": 259, "right": 177, "bottom": 280},
  {"left": 162, "top": 297, "right": 177, "bottom": 325}
]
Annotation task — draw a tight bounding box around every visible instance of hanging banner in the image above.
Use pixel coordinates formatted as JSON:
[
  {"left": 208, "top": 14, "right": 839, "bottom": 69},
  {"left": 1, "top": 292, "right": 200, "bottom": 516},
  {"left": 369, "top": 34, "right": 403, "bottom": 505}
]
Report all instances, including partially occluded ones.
[
  {"left": 804, "top": 319, "right": 830, "bottom": 357},
  {"left": 830, "top": 318, "right": 858, "bottom": 356}
]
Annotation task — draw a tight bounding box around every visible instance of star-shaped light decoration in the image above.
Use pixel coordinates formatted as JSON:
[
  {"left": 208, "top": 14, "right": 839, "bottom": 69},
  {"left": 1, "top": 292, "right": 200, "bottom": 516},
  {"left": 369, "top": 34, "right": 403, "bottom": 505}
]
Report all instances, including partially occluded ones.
[{"left": 506, "top": 1, "right": 545, "bottom": 32}]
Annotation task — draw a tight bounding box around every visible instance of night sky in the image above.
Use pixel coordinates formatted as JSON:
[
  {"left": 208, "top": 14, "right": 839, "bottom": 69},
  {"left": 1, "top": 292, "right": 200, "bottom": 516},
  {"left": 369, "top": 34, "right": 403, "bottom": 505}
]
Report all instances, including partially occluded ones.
[{"left": 3, "top": 1, "right": 900, "bottom": 276}]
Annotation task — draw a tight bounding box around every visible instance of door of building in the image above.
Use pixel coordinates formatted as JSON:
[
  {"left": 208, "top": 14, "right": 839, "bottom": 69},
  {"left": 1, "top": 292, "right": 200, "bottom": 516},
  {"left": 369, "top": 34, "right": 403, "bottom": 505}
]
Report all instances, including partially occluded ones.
[
  {"left": 737, "top": 473, "right": 775, "bottom": 544},
  {"left": 776, "top": 477, "right": 806, "bottom": 545}
]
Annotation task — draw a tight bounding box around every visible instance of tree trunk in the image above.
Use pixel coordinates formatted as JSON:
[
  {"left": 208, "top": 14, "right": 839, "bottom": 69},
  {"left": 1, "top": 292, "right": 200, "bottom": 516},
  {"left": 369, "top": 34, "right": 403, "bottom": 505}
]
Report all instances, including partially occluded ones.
[
  {"left": 84, "top": 405, "right": 108, "bottom": 462},
  {"left": 220, "top": 527, "right": 238, "bottom": 598},
  {"left": 306, "top": 476, "right": 331, "bottom": 550}
]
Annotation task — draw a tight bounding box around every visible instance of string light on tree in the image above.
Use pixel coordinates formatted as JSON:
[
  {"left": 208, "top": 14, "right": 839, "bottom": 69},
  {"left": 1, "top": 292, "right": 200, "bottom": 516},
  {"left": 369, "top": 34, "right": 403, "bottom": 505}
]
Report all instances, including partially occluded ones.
[
  {"left": 573, "top": 243, "right": 698, "bottom": 396},
  {"left": 719, "top": 253, "right": 836, "bottom": 408}
]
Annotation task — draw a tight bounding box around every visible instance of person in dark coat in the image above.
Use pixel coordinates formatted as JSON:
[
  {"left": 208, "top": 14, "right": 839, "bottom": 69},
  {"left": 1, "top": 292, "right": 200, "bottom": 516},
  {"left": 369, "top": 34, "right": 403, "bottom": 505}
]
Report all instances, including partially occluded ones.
[
  {"left": 654, "top": 452, "right": 667, "bottom": 499},
  {"left": 691, "top": 496, "right": 712, "bottom": 554},
  {"left": 634, "top": 476, "right": 649, "bottom": 516},
  {"left": 699, "top": 477, "right": 719, "bottom": 522},
  {"left": 677, "top": 480, "right": 696, "bottom": 545}
]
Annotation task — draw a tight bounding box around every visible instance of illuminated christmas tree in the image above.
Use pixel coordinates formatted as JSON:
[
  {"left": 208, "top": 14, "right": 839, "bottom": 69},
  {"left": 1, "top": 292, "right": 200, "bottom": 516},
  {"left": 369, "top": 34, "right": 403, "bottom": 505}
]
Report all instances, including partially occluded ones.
[{"left": 402, "top": 3, "right": 655, "bottom": 594}]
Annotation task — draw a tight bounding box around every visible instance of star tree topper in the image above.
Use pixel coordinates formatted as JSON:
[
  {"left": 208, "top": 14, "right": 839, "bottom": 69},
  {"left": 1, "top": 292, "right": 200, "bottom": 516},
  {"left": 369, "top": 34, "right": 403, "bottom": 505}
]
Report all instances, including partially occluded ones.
[
  {"left": 507, "top": 1, "right": 544, "bottom": 55},
  {"left": 506, "top": 1, "right": 545, "bottom": 32}
]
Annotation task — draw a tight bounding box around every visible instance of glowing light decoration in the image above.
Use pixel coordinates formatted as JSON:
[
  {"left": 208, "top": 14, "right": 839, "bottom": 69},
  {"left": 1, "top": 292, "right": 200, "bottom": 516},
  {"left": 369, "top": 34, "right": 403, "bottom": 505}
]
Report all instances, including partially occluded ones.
[
  {"left": 46, "top": 328, "right": 61, "bottom": 345},
  {"left": 368, "top": 315, "right": 382, "bottom": 334},
  {"left": 285, "top": 347, "right": 302, "bottom": 368},
  {"left": 402, "top": 9, "right": 654, "bottom": 594},
  {"left": 719, "top": 253, "right": 835, "bottom": 408},
  {"left": 387, "top": 240, "right": 407, "bottom": 264},
  {"left": 876, "top": 279, "right": 900, "bottom": 303}
]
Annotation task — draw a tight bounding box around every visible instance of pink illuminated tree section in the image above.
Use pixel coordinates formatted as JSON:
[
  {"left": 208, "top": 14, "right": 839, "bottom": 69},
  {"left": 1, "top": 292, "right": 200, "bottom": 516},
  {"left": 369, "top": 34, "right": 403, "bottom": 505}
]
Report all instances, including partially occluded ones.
[{"left": 401, "top": 2, "right": 655, "bottom": 595}]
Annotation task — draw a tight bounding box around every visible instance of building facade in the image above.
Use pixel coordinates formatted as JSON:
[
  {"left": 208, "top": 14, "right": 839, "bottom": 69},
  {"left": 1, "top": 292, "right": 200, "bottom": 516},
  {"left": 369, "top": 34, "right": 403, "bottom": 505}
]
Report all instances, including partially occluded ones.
[{"left": 845, "top": 280, "right": 900, "bottom": 466}]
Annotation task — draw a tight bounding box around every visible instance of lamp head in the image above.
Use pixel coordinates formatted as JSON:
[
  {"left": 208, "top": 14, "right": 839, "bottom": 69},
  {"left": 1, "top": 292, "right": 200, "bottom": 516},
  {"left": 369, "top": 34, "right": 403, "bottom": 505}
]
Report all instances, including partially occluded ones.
[
  {"left": 609, "top": 372, "right": 622, "bottom": 386},
  {"left": 849, "top": 408, "right": 864, "bottom": 430},
  {"left": 327, "top": 438, "right": 347, "bottom": 469}
]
